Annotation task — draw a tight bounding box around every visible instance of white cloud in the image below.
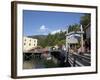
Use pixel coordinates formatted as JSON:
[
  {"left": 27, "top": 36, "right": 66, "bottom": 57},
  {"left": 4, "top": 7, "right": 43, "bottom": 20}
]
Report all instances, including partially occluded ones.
[
  {"left": 51, "top": 29, "right": 61, "bottom": 34},
  {"left": 38, "top": 25, "right": 50, "bottom": 35},
  {"left": 40, "top": 25, "right": 47, "bottom": 31}
]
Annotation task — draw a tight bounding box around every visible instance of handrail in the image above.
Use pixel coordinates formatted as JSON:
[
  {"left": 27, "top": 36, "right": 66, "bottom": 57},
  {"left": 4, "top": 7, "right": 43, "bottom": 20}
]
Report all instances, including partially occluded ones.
[{"left": 67, "top": 52, "right": 91, "bottom": 66}]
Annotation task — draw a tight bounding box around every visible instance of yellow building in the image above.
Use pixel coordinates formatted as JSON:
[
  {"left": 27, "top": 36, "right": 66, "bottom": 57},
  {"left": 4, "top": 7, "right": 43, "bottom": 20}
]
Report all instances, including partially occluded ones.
[{"left": 23, "top": 37, "right": 37, "bottom": 51}]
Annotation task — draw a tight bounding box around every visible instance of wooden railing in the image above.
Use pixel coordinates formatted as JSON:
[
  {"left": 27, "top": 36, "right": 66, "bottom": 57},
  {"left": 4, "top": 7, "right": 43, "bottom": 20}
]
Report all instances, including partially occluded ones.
[{"left": 67, "top": 52, "right": 91, "bottom": 67}]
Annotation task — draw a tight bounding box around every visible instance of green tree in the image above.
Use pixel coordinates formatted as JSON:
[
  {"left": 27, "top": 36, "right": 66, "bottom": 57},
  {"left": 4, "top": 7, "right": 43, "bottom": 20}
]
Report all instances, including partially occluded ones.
[
  {"left": 68, "top": 24, "right": 80, "bottom": 33},
  {"left": 80, "top": 14, "right": 91, "bottom": 30}
]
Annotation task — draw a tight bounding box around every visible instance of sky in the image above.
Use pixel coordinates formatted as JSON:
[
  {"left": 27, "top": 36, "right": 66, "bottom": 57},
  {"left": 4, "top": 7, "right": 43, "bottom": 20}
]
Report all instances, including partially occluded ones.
[{"left": 23, "top": 10, "right": 84, "bottom": 36}]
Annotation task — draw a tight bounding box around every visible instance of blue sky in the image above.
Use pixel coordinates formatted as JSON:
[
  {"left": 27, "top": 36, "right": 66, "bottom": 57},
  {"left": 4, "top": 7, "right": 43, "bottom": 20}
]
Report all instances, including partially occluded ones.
[{"left": 23, "top": 10, "right": 84, "bottom": 36}]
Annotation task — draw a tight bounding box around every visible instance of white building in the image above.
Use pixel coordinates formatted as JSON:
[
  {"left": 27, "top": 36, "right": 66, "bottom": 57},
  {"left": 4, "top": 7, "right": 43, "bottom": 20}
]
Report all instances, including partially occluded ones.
[{"left": 23, "top": 37, "right": 37, "bottom": 51}]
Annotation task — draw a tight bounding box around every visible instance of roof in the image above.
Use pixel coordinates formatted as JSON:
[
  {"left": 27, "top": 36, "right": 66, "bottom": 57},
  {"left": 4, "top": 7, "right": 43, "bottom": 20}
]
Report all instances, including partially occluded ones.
[{"left": 66, "top": 31, "right": 84, "bottom": 36}]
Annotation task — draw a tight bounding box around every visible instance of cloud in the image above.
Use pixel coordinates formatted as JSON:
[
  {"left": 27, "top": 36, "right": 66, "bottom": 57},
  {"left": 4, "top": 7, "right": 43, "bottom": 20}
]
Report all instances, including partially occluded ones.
[
  {"left": 38, "top": 25, "right": 50, "bottom": 35},
  {"left": 51, "top": 29, "right": 61, "bottom": 34},
  {"left": 40, "top": 25, "right": 48, "bottom": 31}
]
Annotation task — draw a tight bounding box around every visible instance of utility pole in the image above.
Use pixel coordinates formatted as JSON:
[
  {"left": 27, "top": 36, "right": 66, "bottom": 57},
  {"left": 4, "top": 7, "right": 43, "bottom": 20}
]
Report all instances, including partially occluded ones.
[
  {"left": 66, "top": 27, "right": 68, "bottom": 52},
  {"left": 80, "top": 25, "right": 84, "bottom": 53},
  {"left": 65, "top": 27, "right": 69, "bottom": 62}
]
